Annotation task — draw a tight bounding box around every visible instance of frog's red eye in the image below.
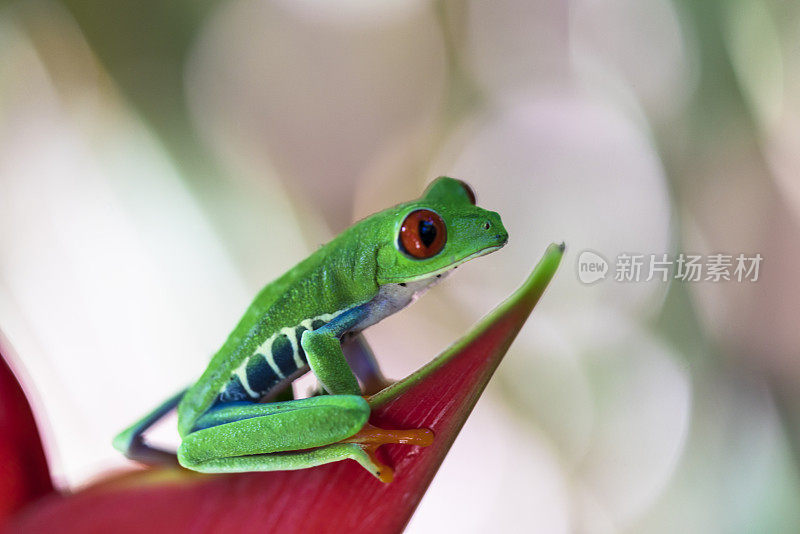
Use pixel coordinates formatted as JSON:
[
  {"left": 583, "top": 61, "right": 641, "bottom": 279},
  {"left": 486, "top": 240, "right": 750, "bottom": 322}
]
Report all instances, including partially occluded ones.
[
  {"left": 456, "top": 179, "right": 477, "bottom": 205},
  {"left": 398, "top": 209, "right": 447, "bottom": 259}
]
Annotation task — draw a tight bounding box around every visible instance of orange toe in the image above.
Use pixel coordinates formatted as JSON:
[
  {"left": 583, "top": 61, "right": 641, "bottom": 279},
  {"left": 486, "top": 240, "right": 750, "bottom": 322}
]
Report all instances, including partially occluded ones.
[
  {"left": 340, "top": 423, "right": 433, "bottom": 482},
  {"left": 360, "top": 443, "right": 394, "bottom": 483},
  {"left": 342, "top": 423, "right": 434, "bottom": 448}
]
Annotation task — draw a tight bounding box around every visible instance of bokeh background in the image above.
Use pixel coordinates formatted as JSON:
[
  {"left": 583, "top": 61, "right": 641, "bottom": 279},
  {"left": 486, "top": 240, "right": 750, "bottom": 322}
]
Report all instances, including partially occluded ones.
[{"left": 1, "top": 1, "right": 799, "bottom": 532}]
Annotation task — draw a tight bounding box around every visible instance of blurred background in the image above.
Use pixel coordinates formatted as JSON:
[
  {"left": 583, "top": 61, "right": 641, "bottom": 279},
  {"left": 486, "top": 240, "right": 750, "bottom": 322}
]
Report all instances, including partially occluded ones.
[{"left": 1, "top": 0, "right": 799, "bottom": 532}]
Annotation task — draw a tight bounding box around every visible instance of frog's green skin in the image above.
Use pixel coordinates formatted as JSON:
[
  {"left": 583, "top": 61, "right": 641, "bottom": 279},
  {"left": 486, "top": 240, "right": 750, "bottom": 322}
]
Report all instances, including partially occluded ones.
[{"left": 113, "top": 177, "right": 508, "bottom": 481}]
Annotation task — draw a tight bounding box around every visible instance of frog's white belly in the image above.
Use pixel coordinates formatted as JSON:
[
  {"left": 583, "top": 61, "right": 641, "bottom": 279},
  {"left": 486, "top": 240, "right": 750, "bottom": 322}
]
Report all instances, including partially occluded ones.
[{"left": 351, "top": 272, "right": 449, "bottom": 333}]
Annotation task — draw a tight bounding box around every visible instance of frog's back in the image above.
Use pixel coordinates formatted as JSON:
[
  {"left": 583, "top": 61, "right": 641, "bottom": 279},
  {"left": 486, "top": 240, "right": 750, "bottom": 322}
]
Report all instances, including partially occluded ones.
[{"left": 177, "top": 230, "right": 379, "bottom": 435}]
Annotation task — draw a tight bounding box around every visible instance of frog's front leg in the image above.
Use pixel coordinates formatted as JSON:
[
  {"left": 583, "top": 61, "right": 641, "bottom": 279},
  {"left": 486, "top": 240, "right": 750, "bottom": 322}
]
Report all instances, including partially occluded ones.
[
  {"left": 176, "top": 396, "right": 431, "bottom": 482},
  {"left": 300, "top": 305, "right": 366, "bottom": 396},
  {"left": 294, "top": 308, "right": 433, "bottom": 480},
  {"left": 301, "top": 304, "right": 395, "bottom": 396},
  {"left": 343, "top": 334, "right": 392, "bottom": 396}
]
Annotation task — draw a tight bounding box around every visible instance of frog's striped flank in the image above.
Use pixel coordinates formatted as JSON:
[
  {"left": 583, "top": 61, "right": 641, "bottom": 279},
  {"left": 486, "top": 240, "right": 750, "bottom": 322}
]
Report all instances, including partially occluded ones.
[{"left": 218, "top": 313, "right": 338, "bottom": 402}]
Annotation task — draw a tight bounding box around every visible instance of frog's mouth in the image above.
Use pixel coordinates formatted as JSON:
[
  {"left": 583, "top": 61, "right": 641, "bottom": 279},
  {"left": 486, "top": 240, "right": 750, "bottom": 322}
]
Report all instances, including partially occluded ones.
[{"left": 390, "top": 243, "right": 505, "bottom": 284}]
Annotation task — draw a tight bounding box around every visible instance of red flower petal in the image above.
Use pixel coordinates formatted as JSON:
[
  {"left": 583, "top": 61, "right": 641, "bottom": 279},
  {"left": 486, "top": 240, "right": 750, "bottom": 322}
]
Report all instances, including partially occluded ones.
[
  {"left": 0, "top": 334, "right": 54, "bottom": 524},
  {"left": 3, "top": 244, "right": 563, "bottom": 534}
]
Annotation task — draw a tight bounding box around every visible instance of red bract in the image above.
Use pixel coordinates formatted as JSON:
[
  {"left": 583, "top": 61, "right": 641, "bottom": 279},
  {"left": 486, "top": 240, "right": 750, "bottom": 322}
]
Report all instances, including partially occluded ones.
[
  {"left": 0, "top": 336, "right": 53, "bottom": 524},
  {"left": 1, "top": 244, "right": 563, "bottom": 534}
]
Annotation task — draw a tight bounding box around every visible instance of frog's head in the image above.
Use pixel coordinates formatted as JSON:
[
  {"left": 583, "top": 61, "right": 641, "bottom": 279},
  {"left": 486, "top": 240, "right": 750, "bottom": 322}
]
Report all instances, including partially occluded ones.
[{"left": 375, "top": 176, "right": 508, "bottom": 284}]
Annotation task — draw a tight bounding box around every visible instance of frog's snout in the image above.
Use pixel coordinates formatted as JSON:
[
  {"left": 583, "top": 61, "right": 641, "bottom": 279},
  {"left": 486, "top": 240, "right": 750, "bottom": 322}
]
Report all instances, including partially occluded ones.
[
  {"left": 496, "top": 231, "right": 509, "bottom": 246},
  {"left": 482, "top": 211, "right": 508, "bottom": 247},
  {"left": 493, "top": 230, "right": 509, "bottom": 247}
]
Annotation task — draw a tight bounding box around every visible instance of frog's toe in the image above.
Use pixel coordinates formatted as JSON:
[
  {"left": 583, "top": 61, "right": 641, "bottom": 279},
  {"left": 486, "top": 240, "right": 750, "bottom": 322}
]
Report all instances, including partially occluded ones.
[
  {"left": 357, "top": 443, "right": 395, "bottom": 483},
  {"left": 342, "top": 423, "right": 434, "bottom": 448},
  {"left": 339, "top": 423, "right": 433, "bottom": 483}
]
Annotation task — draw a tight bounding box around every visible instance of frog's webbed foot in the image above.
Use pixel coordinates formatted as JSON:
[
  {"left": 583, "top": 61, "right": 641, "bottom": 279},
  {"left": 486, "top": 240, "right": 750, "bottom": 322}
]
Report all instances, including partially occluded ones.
[{"left": 339, "top": 423, "right": 434, "bottom": 483}]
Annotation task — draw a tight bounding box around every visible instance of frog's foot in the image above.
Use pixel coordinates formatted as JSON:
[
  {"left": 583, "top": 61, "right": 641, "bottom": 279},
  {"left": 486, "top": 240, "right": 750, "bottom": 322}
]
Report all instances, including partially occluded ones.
[
  {"left": 343, "top": 423, "right": 434, "bottom": 447},
  {"left": 340, "top": 423, "right": 434, "bottom": 483}
]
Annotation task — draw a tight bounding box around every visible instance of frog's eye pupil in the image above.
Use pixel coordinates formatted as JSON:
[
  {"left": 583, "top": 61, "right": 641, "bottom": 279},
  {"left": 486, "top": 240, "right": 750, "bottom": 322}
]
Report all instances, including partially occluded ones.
[
  {"left": 398, "top": 209, "right": 447, "bottom": 259},
  {"left": 419, "top": 220, "right": 437, "bottom": 247}
]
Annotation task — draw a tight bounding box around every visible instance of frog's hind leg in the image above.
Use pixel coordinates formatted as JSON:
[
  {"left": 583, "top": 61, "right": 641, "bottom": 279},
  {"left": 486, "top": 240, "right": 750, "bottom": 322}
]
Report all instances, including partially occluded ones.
[
  {"left": 113, "top": 388, "right": 186, "bottom": 465},
  {"left": 177, "top": 395, "right": 431, "bottom": 482},
  {"left": 177, "top": 395, "right": 369, "bottom": 472},
  {"left": 183, "top": 439, "right": 394, "bottom": 480}
]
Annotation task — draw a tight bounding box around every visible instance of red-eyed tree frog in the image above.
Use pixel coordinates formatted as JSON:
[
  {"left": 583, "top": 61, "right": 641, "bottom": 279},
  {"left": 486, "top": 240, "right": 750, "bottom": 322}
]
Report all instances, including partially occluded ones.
[{"left": 113, "top": 177, "right": 508, "bottom": 482}]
